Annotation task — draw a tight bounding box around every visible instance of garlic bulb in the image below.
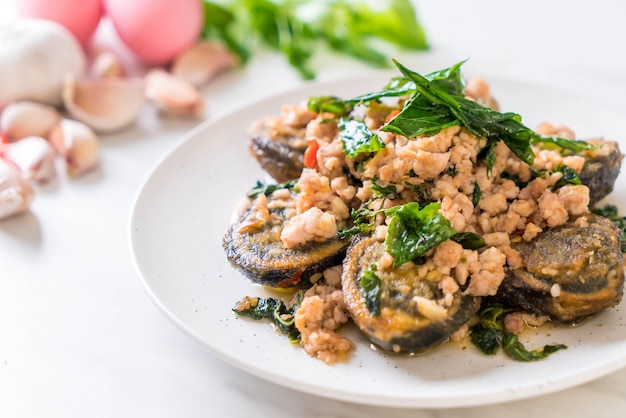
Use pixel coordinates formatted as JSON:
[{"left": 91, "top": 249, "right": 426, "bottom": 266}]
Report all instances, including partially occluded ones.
[
  {"left": 49, "top": 119, "right": 99, "bottom": 176},
  {"left": 0, "top": 101, "right": 62, "bottom": 140},
  {"left": 0, "top": 158, "right": 34, "bottom": 220},
  {"left": 5, "top": 136, "right": 57, "bottom": 183},
  {"left": 63, "top": 74, "right": 146, "bottom": 133},
  {"left": 0, "top": 18, "right": 86, "bottom": 109}
]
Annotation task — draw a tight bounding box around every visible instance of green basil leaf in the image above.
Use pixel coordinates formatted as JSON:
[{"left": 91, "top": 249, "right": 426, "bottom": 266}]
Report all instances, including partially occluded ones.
[
  {"left": 531, "top": 164, "right": 582, "bottom": 190},
  {"left": 347, "top": 76, "right": 417, "bottom": 103},
  {"left": 384, "top": 202, "right": 457, "bottom": 267},
  {"left": 451, "top": 232, "right": 486, "bottom": 250},
  {"left": 470, "top": 303, "right": 567, "bottom": 361},
  {"left": 470, "top": 323, "right": 502, "bottom": 355},
  {"left": 337, "top": 204, "right": 384, "bottom": 239},
  {"left": 202, "top": 1, "right": 249, "bottom": 63},
  {"left": 307, "top": 95, "right": 354, "bottom": 116},
  {"left": 346, "top": 60, "right": 466, "bottom": 105},
  {"left": 370, "top": 177, "right": 400, "bottom": 199},
  {"left": 552, "top": 164, "right": 582, "bottom": 189},
  {"left": 383, "top": 60, "right": 536, "bottom": 167},
  {"left": 317, "top": 0, "right": 428, "bottom": 70},
  {"left": 381, "top": 94, "right": 460, "bottom": 138},
  {"left": 530, "top": 134, "right": 595, "bottom": 153},
  {"left": 233, "top": 291, "right": 303, "bottom": 343},
  {"left": 472, "top": 182, "right": 482, "bottom": 207},
  {"left": 483, "top": 142, "right": 497, "bottom": 177},
  {"left": 360, "top": 264, "right": 382, "bottom": 316},
  {"left": 201, "top": 1, "right": 429, "bottom": 80},
  {"left": 339, "top": 118, "right": 385, "bottom": 158},
  {"left": 502, "top": 333, "right": 567, "bottom": 361},
  {"left": 353, "top": 0, "right": 428, "bottom": 50},
  {"left": 247, "top": 179, "right": 298, "bottom": 198}
]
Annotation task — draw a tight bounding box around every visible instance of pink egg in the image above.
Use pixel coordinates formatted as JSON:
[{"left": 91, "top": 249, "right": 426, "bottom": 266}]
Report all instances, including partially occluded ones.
[
  {"left": 16, "top": 0, "right": 103, "bottom": 46},
  {"left": 103, "top": 0, "right": 203, "bottom": 65}
]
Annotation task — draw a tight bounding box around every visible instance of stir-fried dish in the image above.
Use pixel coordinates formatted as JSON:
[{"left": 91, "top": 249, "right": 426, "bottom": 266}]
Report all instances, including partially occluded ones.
[{"left": 223, "top": 61, "right": 625, "bottom": 364}]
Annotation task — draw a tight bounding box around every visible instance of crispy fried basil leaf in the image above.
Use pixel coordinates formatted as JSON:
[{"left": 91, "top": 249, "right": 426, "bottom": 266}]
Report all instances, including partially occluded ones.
[
  {"left": 552, "top": 164, "right": 582, "bottom": 189},
  {"left": 472, "top": 182, "right": 482, "bottom": 206},
  {"left": 451, "top": 232, "right": 485, "bottom": 250},
  {"left": 531, "top": 164, "right": 582, "bottom": 190},
  {"left": 382, "top": 60, "right": 536, "bottom": 167},
  {"left": 339, "top": 118, "right": 385, "bottom": 158},
  {"left": 470, "top": 304, "right": 567, "bottom": 361},
  {"left": 307, "top": 95, "right": 354, "bottom": 116},
  {"left": 360, "top": 264, "right": 382, "bottom": 316},
  {"left": 384, "top": 202, "right": 456, "bottom": 267},
  {"left": 337, "top": 205, "right": 381, "bottom": 239},
  {"left": 530, "top": 134, "right": 595, "bottom": 153},
  {"left": 370, "top": 177, "right": 400, "bottom": 199},
  {"left": 233, "top": 292, "right": 303, "bottom": 343},
  {"left": 347, "top": 60, "right": 466, "bottom": 104},
  {"left": 247, "top": 179, "right": 298, "bottom": 198}
]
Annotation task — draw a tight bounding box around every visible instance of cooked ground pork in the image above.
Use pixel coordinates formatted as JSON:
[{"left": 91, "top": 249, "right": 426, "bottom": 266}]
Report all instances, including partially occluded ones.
[
  {"left": 504, "top": 312, "right": 550, "bottom": 335},
  {"left": 280, "top": 206, "right": 337, "bottom": 249},
  {"left": 295, "top": 267, "right": 352, "bottom": 364}
]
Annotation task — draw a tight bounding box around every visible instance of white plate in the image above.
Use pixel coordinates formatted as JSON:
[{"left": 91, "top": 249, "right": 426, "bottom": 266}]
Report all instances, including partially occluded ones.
[{"left": 129, "top": 72, "right": 626, "bottom": 408}]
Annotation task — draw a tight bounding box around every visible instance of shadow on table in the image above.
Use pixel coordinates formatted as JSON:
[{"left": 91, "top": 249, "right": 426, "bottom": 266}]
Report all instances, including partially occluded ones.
[{"left": 0, "top": 210, "right": 42, "bottom": 248}]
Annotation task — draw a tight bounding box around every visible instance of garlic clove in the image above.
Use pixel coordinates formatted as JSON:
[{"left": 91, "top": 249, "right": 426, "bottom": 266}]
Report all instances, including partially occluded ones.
[
  {"left": 0, "top": 158, "right": 34, "bottom": 220},
  {"left": 171, "top": 41, "right": 238, "bottom": 87},
  {"left": 0, "top": 101, "right": 62, "bottom": 141},
  {"left": 144, "top": 69, "right": 204, "bottom": 117},
  {"left": 5, "top": 136, "right": 57, "bottom": 183},
  {"left": 90, "top": 50, "right": 125, "bottom": 79},
  {"left": 49, "top": 119, "right": 99, "bottom": 177},
  {"left": 62, "top": 74, "right": 146, "bottom": 133}
]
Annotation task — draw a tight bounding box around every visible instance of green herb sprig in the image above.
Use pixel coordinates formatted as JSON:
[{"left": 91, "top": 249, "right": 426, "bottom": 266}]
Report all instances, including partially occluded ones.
[
  {"left": 202, "top": 0, "right": 428, "bottom": 80},
  {"left": 339, "top": 118, "right": 385, "bottom": 158},
  {"left": 592, "top": 204, "right": 626, "bottom": 253},
  {"left": 233, "top": 292, "right": 304, "bottom": 343},
  {"left": 247, "top": 179, "right": 298, "bottom": 198},
  {"left": 360, "top": 264, "right": 382, "bottom": 316},
  {"left": 382, "top": 60, "right": 538, "bottom": 173},
  {"left": 470, "top": 304, "right": 567, "bottom": 361},
  {"left": 312, "top": 60, "right": 594, "bottom": 176}
]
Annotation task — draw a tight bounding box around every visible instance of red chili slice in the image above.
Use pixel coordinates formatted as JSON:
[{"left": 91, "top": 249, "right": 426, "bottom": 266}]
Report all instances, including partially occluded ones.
[
  {"left": 276, "top": 269, "right": 303, "bottom": 288},
  {"left": 303, "top": 138, "right": 319, "bottom": 169},
  {"left": 385, "top": 109, "right": 401, "bottom": 123}
]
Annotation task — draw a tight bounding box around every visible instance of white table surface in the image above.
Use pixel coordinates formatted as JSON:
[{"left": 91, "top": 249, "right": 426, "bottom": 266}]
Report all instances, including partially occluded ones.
[{"left": 3, "top": 1, "right": 626, "bottom": 416}]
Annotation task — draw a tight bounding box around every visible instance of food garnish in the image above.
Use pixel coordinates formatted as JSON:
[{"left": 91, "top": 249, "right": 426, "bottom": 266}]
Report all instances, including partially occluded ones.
[
  {"left": 233, "top": 292, "right": 303, "bottom": 344},
  {"left": 470, "top": 303, "right": 567, "bottom": 361}
]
